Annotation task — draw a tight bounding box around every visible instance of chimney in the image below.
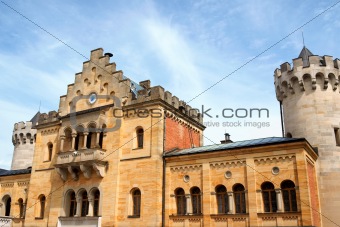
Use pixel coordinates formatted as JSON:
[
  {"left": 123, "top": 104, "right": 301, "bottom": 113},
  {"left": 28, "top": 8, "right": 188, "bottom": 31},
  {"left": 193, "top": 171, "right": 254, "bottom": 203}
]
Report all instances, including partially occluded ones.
[{"left": 221, "top": 133, "right": 233, "bottom": 144}]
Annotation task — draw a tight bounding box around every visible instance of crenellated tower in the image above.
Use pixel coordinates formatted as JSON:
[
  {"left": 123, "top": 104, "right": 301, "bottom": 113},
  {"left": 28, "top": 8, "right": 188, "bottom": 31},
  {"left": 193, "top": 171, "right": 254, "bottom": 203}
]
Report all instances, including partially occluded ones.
[
  {"left": 11, "top": 112, "right": 40, "bottom": 170},
  {"left": 274, "top": 46, "right": 340, "bottom": 227}
]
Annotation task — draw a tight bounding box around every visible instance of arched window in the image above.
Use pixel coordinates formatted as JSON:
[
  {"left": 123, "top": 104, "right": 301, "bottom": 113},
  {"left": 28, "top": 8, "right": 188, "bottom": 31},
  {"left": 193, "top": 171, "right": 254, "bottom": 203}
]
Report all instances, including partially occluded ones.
[
  {"left": 190, "top": 187, "right": 201, "bottom": 214},
  {"left": 75, "top": 125, "right": 85, "bottom": 151},
  {"left": 132, "top": 189, "right": 141, "bottom": 217},
  {"left": 39, "top": 195, "right": 46, "bottom": 218},
  {"left": 64, "top": 128, "right": 72, "bottom": 151},
  {"left": 4, "top": 196, "right": 11, "bottom": 216},
  {"left": 69, "top": 192, "right": 77, "bottom": 217},
  {"left": 47, "top": 143, "right": 53, "bottom": 161},
  {"left": 18, "top": 198, "right": 24, "bottom": 218},
  {"left": 215, "top": 185, "right": 228, "bottom": 214},
  {"left": 137, "top": 128, "right": 144, "bottom": 148},
  {"left": 93, "top": 190, "right": 100, "bottom": 217},
  {"left": 281, "top": 180, "right": 297, "bottom": 212},
  {"left": 86, "top": 124, "right": 97, "bottom": 149},
  {"left": 99, "top": 125, "right": 106, "bottom": 149},
  {"left": 261, "top": 182, "right": 277, "bottom": 212},
  {"left": 233, "top": 184, "right": 246, "bottom": 214},
  {"left": 81, "top": 191, "right": 89, "bottom": 217},
  {"left": 175, "top": 188, "right": 186, "bottom": 215}
]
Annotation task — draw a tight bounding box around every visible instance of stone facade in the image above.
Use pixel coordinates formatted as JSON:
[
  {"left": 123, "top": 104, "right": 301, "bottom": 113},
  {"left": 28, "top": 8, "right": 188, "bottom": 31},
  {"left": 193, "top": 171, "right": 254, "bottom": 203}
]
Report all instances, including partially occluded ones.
[
  {"left": 274, "top": 47, "right": 340, "bottom": 227},
  {"left": 0, "top": 47, "right": 329, "bottom": 227}
]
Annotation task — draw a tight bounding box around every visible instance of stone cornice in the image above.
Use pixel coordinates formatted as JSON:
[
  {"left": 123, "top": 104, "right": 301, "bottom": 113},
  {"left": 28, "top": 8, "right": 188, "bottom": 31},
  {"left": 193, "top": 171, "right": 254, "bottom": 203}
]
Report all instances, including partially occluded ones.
[
  {"left": 254, "top": 155, "right": 295, "bottom": 165},
  {"left": 170, "top": 164, "right": 202, "bottom": 172},
  {"left": 210, "top": 160, "right": 246, "bottom": 168}
]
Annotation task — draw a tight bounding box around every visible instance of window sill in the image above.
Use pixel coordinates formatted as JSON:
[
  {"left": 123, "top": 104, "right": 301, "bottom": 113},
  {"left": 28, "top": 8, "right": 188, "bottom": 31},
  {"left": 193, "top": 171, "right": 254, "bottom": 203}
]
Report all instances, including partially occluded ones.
[
  {"left": 127, "top": 215, "right": 140, "bottom": 218},
  {"left": 132, "top": 147, "right": 143, "bottom": 150},
  {"left": 35, "top": 217, "right": 44, "bottom": 220}
]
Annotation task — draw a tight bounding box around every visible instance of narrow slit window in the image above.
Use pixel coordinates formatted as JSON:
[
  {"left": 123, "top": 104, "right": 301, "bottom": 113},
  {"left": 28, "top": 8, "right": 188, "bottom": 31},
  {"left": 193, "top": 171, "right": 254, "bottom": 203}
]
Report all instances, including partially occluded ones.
[{"left": 334, "top": 128, "right": 340, "bottom": 146}]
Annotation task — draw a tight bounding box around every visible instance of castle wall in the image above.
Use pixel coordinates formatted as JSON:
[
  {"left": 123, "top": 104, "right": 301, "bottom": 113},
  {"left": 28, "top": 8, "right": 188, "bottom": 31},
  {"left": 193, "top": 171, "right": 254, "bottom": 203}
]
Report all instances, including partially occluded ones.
[{"left": 274, "top": 55, "right": 340, "bottom": 227}]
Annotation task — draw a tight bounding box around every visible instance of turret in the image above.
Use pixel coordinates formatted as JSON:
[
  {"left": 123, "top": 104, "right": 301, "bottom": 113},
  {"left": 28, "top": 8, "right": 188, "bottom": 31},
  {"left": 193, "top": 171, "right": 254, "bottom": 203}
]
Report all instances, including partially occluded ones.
[
  {"left": 274, "top": 46, "right": 340, "bottom": 227},
  {"left": 11, "top": 112, "right": 40, "bottom": 170}
]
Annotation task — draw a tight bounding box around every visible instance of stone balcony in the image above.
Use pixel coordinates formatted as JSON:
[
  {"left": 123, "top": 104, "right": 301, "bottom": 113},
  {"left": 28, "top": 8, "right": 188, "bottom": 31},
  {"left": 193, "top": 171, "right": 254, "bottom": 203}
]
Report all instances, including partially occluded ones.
[
  {"left": 54, "top": 149, "right": 108, "bottom": 181},
  {"left": 0, "top": 217, "right": 12, "bottom": 227},
  {"left": 57, "top": 216, "right": 101, "bottom": 227}
]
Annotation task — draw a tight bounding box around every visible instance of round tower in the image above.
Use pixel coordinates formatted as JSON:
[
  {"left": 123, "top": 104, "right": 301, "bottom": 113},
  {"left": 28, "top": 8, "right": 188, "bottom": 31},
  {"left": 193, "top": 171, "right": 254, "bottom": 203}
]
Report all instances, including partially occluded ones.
[
  {"left": 11, "top": 113, "right": 39, "bottom": 170},
  {"left": 274, "top": 46, "right": 340, "bottom": 227}
]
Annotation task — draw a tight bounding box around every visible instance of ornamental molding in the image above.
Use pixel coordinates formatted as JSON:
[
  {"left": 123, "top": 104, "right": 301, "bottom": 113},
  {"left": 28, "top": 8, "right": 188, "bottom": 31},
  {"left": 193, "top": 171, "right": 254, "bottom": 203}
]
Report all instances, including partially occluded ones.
[
  {"left": 282, "top": 215, "right": 299, "bottom": 220},
  {"left": 232, "top": 217, "right": 247, "bottom": 222},
  {"left": 1, "top": 182, "right": 14, "bottom": 188},
  {"left": 41, "top": 127, "right": 59, "bottom": 135},
  {"left": 188, "top": 218, "right": 202, "bottom": 222},
  {"left": 17, "top": 181, "right": 29, "bottom": 187},
  {"left": 262, "top": 216, "right": 276, "bottom": 221},
  {"left": 170, "top": 164, "right": 202, "bottom": 172},
  {"left": 213, "top": 217, "right": 228, "bottom": 222},
  {"left": 210, "top": 160, "right": 246, "bottom": 168},
  {"left": 254, "top": 155, "right": 295, "bottom": 165}
]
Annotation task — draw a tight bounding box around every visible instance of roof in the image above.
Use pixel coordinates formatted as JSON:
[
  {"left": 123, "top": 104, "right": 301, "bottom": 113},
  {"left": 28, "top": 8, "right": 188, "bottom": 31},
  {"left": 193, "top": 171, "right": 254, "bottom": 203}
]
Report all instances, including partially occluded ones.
[
  {"left": 298, "top": 46, "right": 314, "bottom": 67},
  {"left": 30, "top": 111, "right": 41, "bottom": 126},
  {"left": 164, "top": 137, "right": 307, "bottom": 157},
  {"left": 0, "top": 168, "right": 31, "bottom": 177}
]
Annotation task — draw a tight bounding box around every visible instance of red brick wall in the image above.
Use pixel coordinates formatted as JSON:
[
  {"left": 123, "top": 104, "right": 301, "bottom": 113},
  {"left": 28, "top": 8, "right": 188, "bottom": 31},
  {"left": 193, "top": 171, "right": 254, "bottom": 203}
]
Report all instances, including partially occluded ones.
[
  {"left": 307, "top": 161, "right": 321, "bottom": 227},
  {"left": 164, "top": 117, "right": 201, "bottom": 152}
]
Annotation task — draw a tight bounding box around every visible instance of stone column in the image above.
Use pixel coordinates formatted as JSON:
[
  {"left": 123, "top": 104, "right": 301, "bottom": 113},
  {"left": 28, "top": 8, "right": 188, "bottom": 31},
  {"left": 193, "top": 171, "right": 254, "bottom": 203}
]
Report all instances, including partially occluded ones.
[
  {"left": 186, "top": 194, "right": 192, "bottom": 214},
  {"left": 75, "top": 196, "right": 82, "bottom": 217},
  {"left": 87, "top": 195, "right": 94, "bottom": 216},
  {"left": 95, "top": 132, "right": 100, "bottom": 148},
  {"left": 275, "top": 189, "right": 283, "bottom": 212},
  {"left": 228, "top": 192, "right": 234, "bottom": 214},
  {"left": 83, "top": 132, "right": 88, "bottom": 149},
  {"left": 60, "top": 136, "right": 65, "bottom": 152},
  {"left": 71, "top": 133, "right": 77, "bottom": 151}
]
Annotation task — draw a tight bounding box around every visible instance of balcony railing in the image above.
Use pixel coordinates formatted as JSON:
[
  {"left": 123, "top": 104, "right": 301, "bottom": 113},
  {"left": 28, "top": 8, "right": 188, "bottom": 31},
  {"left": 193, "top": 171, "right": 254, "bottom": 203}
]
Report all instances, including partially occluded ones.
[
  {"left": 54, "top": 149, "right": 108, "bottom": 181},
  {"left": 0, "top": 217, "right": 12, "bottom": 227}
]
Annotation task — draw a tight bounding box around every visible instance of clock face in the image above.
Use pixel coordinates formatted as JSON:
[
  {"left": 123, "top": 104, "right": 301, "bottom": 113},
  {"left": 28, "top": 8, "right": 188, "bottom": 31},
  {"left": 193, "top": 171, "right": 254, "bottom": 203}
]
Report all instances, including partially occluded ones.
[{"left": 89, "top": 93, "right": 97, "bottom": 104}]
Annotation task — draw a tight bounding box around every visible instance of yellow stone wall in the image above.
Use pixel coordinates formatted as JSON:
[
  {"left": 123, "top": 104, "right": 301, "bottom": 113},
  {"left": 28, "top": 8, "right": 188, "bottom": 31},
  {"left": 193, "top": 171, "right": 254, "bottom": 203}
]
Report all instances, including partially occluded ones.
[{"left": 164, "top": 141, "right": 320, "bottom": 227}]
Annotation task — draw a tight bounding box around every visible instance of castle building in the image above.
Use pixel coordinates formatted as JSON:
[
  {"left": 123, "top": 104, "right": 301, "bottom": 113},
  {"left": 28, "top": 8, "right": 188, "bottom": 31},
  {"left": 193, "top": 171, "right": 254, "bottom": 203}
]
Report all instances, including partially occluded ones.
[{"left": 0, "top": 47, "right": 337, "bottom": 227}]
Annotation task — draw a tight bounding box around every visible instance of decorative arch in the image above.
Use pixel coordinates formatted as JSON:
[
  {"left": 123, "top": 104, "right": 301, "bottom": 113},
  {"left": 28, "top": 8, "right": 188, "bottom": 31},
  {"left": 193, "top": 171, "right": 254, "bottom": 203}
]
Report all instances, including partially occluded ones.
[{"left": 1, "top": 195, "right": 11, "bottom": 216}]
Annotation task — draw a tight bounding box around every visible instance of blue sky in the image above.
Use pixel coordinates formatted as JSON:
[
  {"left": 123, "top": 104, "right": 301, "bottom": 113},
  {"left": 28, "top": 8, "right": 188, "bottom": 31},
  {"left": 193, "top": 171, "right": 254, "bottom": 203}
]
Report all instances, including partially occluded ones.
[{"left": 1, "top": 0, "right": 340, "bottom": 169}]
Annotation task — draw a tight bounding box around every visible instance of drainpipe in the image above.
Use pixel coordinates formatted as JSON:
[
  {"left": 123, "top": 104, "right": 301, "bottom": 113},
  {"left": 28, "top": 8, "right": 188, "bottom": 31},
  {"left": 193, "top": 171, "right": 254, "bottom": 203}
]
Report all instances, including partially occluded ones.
[{"left": 162, "top": 114, "right": 166, "bottom": 227}]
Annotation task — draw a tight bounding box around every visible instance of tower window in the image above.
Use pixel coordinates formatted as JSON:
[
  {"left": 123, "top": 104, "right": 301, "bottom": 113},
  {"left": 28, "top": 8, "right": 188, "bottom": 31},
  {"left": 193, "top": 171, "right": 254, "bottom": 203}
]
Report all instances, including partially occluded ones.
[
  {"left": 334, "top": 128, "right": 340, "bottom": 146},
  {"left": 5, "top": 196, "right": 11, "bottom": 216},
  {"left": 132, "top": 189, "right": 141, "bottom": 217},
  {"left": 137, "top": 128, "right": 144, "bottom": 148},
  {"left": 39, "top": 195, "right": 46, "bottom": 218},
  {"left": 81, "top": 191, "right": 89, "bottom": 217},
  {"left": 93, "top": 189, "right": 100, "bottom": 217},
  {"left": 47, "top": 143, "right": 53, "bottom": 161},
  {"left": 18, "top": 198, "right": 24, "bottom": 218}
]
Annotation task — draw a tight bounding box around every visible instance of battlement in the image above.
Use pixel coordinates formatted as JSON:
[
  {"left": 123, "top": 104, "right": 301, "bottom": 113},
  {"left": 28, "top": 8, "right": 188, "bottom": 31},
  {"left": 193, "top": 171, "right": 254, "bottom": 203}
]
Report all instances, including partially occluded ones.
[
  {"left": 274, "top": 54, "right": 340, "bottom": 101},
  {"left": 37, "top": 111, "right": 59, "bottom": 125},
  {"left": 129, "top": 82, "right": 203, "bottom": 124},
  {"left": 12, "top": 121, "right": 37, "bottom": 146}
]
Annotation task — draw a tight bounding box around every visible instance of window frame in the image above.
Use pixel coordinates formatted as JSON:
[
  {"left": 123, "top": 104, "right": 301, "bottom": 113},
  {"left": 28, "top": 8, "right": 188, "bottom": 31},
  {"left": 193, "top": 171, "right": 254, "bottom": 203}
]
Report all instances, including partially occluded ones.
[
  {"left": 281, "top": 180, "right": 298, "bottom": 212},
  {"left": 190, "top": 187, "right": 202, "bottom": 215},
  {"left": 233, "top": 184, "right": 246, "bottom": 214},
  {"left": 215, "top": 185, "right": 228, "bottom": 214},
  {"left": 175, "top": 188, "right": 187, "bottom": 215},
  {"left": 261, "top": 182, "right": 277, "bottom": 213}
]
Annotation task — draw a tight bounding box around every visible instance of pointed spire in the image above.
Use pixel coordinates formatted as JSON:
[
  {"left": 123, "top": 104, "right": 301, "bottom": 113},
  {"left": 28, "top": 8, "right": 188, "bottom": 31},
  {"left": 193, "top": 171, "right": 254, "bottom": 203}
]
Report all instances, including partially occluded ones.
[{"left": 298, "top": 46, "right": 314, "bottom": 67}]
